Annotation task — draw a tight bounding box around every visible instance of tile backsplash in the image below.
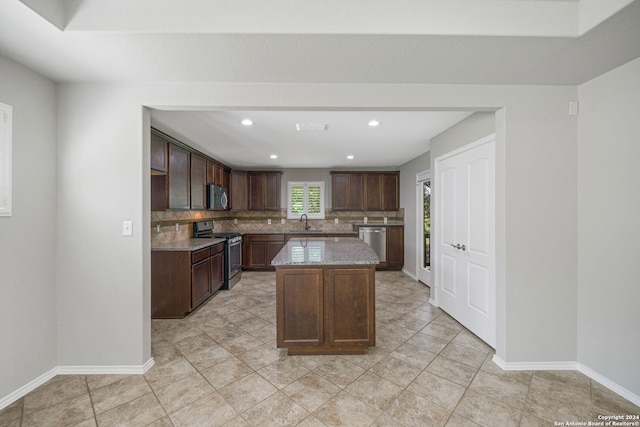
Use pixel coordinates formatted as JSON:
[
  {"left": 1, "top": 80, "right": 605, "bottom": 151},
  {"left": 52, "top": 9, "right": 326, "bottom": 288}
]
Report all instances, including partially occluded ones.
[{"left": 151, "top": 209, "right": 403, "bottom": 246}]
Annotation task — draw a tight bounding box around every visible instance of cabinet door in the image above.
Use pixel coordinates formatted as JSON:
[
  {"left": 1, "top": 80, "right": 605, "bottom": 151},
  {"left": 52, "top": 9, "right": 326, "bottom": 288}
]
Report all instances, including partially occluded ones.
[
  {"left": 248, "top": 173, "right": 265, "bottom": 210},
  {"left": 277, "top": 268, "right": 324, "bottom": 347},
  {"left": 332, "top": 173, "right": 364, "bottom": 211},
  {"left": 191, "top": 258, "right": 211, "bottom": 309},
  {"left": 325, "top": 268, "right": 375, "bottom": 347},
  {"left": 264, "top": 172, "right": 281, "bottom": 210},
  {"left": 190, "top": 154, "right": 206, "bottom": 210},
  {"left": 230, "top": 170, "right": 248, "bottom": 210},
  {"left": 206, "top": 161, "right": 215, "bottom": 184},
  {"left": 386, "top": 226, "right": 404, "bottom": 269},
  {"left": 210, "top": 250, "right": 225, "bottom": 293},
  {"left": 151, "top": 175, "right": 168, "bottom": 211},
  {"left": 348, "top": 174, "right": 365, "bottom": 210},
  {"left": 150, "top": 133, "right": 168, "bottom": 174},
  {"left": 365, "top": 173, "right": 383, "bottom": 211},
  {"left": 382, "top": 174, "right": 399, "bottom": 211},
  {"left": 168, "top": 143, "right": 190, "bottom": 209}
]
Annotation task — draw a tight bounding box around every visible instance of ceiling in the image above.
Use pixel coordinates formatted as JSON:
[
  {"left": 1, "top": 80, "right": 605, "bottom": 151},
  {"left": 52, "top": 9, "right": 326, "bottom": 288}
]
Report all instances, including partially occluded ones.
[
  {"left": 1, "top": 0, "right": 639, "bottom": 168},
  {"left": 151, "top": 110, "right": 474, "bottom": 169}
]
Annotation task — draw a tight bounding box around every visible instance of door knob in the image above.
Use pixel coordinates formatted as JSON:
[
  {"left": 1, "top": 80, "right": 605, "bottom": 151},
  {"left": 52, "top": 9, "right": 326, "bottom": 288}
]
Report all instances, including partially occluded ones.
[{"left": 450, "top": 243, "right": 467, "bottom": 251}]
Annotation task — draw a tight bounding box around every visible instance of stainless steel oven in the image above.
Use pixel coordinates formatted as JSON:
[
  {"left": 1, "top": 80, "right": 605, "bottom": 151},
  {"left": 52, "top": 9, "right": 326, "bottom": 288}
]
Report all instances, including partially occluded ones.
[{"left": 219, "top": 233, "right": 242, "bottom": 289}]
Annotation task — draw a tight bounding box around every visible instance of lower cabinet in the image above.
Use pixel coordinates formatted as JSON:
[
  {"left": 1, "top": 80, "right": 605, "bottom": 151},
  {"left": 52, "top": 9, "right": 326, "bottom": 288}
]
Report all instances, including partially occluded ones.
[
  {"left": 276, "top": 265, "right": 376, "bottom": 355},
  {"left": 353, "top": 225, "right": 404, "bottom": 270},
  {"left": 152, "top": 242, "right": 225, "bottom": 318},
  {"left": 243, "top": 234, "right": 285, "bottom": 271}
]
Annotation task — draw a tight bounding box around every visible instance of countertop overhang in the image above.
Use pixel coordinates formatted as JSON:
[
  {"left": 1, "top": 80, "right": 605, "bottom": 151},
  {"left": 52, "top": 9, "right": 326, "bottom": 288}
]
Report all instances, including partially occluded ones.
[{"left": 271, "top": 237, "right": 379, "bottom": 266}]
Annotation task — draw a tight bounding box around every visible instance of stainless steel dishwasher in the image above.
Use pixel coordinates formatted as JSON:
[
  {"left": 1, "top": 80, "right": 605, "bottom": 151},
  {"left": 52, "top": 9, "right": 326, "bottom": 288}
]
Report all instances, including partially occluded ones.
[{"left": 358, "top": 227, "right": 386, "bottom": 262}]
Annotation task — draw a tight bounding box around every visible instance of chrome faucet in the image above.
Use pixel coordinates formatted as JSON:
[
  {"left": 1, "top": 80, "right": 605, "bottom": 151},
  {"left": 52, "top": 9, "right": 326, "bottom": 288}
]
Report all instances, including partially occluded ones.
[{"left": 300, "top": 214, "right": 311, "bottom": 231}]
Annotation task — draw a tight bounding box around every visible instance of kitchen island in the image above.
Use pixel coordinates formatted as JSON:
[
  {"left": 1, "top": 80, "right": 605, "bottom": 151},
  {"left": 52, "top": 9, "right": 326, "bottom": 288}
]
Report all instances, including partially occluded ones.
[{"left": 271, "top": 237, "right": 379, "bottom": 355}]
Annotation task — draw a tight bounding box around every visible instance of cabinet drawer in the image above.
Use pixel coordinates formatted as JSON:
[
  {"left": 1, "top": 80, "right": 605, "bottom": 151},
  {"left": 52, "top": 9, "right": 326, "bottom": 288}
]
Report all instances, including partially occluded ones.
[
  {"left": 192, "top": 247, "right": 211, "bottom": 263},
  {"left": 211, "top": 242, "right": 225, "bottom": 255}
]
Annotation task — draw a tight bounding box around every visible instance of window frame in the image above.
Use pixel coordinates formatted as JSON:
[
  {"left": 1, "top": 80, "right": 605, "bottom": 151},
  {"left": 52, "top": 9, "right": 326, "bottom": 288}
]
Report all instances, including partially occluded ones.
[
  {"left": 0, "top": 102, "right": 12, "bottom": 217},
  {"left": 287, "top": 181, "right": 325, "bottom": 220}
]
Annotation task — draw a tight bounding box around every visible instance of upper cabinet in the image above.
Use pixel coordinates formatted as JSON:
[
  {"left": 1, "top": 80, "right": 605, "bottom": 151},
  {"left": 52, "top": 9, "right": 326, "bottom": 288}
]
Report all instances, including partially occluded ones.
[
  {"left": 230, "top": 170, "right": 248, "bottom": 211},
  {"left": 331, "top": 172, "right": 364, "bottom": 211},
  {"left": 150, "top": 128, "right": 231, "bottom": 211},
  {"left": 332, "top": 171, "right": 399, "bottom": 211},
  {"left": 249, "top": 171, "right": 282, "bottom": 211},
  {"left": 207, "top": 161, "right": 230, "bottom": 189},
  {"left": 190, "top": 153, "right": 206, "bottom": 210},
  {"left": 150, "top": 131, "right": 168, "bottom": 174},
  {"left": 168, "top": 143, "right": 191, "bottom": 209}
]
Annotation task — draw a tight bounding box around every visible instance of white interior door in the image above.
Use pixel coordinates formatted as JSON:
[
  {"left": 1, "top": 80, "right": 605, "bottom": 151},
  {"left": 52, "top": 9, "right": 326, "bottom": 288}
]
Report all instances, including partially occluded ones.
[
  {"left": 416, "top": 171, "right": 431, "bottom": 285},
  {"left": 434, "top": 136, "right": 495, "bottom": 347}
]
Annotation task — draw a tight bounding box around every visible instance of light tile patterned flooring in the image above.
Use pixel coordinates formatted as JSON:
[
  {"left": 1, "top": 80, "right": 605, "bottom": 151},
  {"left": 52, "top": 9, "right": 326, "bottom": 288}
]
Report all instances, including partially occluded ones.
[{"left": 2, "top": 271, "right": 638, "bottom": 426}]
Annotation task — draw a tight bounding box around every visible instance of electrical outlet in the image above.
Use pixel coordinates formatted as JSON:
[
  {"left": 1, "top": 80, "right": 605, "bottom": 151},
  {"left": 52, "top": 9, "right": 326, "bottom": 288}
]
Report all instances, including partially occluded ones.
[
  {"left": 281, "top": 218, "right": 285, "bottom": 225},
  {"left": 234, "top": 219, "right": 238, "bottom": 225},
  {"left": 156, "top": 224, "right": 160, "bottom": 233},
  {"left": 175, "top": 223, "right": 179, "bottom": 231},
  {"left": 267, "top": 218, "right": 271, "bottom": 225},
  {"left": 334, "top": 218, "right": 339, "bottom": 224}
]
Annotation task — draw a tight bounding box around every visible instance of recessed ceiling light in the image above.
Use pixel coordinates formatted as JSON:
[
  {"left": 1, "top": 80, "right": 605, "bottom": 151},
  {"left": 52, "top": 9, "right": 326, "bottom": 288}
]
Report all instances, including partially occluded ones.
[
  {"left": 270, "top": 154, "right": 278, "bottom": 159},
  {"left": 347, "top": 155, "right": 355, "bottom": 160},
  {"left": 241, "top": 119, "right": 254, "bottom": 126},
  {"left": 368, "top": 120, "right": 380, "bottom": 127}
]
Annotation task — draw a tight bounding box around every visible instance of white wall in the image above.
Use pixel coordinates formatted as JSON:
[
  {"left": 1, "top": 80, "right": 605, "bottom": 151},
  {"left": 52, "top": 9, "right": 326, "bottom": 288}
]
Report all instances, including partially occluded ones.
[
  {"left": 0, "top": 55, "right": 58, "bottom": 399},
  {"left": 577, "top": 57, "right": 640, "bottom": 396},
  {"left": 399, "top": 151, "right": 430, "bottom": 278}
]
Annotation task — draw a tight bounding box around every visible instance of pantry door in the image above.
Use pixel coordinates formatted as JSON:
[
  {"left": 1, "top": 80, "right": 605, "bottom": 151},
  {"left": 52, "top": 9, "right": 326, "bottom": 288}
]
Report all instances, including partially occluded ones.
[{"left": 434, "top": 135, "right": 495, "bottom": 347}]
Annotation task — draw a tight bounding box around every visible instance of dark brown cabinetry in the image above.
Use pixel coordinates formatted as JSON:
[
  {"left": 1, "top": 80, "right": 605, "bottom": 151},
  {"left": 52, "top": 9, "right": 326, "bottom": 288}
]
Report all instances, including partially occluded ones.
[
  {"left": 331, "top": 171, "right": 399, "bottom": 211},
  {"left": 243, "top": 234, "right": 286, "bottom": 271},
  {"left": 190, "top": 154, "right": 206, "bottom": 210},
  {"left": 385, "top": 226, "right": 404, "bottom": 270},
  {"left": 249, "top": 171, "right": 282, "bottom": 211},
  {"left": 150, "top": 128, "right": 231, "bottom": 212},
  {"left": 207, "top": 161, "right": 230, "bottom": 189},
  {"left": 168, "top": 143, "right": 191, "bottom": 209},
  {"left": 276, "top": 265, "right": 375, "bottom": 355},
  {"left": 230, "top": 170, "right": 248, "bottom": 210},
  {"left": 331, "top": 172, "right": 364, "bottom": 211},
  {"left": 150, "top": 132, "right": 168, "bottom": 174},
  {"left": 151, "top": 242, "right": 225, "bottom": 318}
]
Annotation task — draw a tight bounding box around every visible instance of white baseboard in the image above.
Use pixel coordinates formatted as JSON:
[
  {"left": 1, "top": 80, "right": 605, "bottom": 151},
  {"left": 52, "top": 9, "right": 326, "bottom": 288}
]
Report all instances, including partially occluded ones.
[
  {"left": 401, "top": 268, "right": 417, "bottom": 281},
  {"left": 492, "top": 355, "right": 640, "bottom": 406},
  {"left": 0, "top": 358, "right": 154, "bottom": 411}
]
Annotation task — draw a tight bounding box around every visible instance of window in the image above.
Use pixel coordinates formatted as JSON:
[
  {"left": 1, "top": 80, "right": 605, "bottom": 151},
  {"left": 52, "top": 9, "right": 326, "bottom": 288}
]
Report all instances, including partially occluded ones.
[
  {"left": 287, "top": 181, "right": 325, "bottom": 219},
  {"left": 0, "top": 102, "right": 12, "bottom": 217}
]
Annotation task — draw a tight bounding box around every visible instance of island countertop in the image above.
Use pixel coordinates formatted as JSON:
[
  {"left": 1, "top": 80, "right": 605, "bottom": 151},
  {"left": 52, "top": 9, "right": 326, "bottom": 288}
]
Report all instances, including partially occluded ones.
[{"left": 271, "top": 237, "right": 379, "bottom": 266}]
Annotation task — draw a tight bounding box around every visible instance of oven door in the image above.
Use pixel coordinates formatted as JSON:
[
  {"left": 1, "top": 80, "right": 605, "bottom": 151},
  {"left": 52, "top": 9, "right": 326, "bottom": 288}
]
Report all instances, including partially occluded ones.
[{"left": 228, "top": 239, "right": 242, "bottom": 279}]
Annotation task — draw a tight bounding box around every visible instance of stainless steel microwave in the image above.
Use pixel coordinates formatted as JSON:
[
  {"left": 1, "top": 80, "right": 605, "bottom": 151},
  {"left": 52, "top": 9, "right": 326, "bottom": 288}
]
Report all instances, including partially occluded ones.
[{"left": 207, "top": 184, "right": 228, "bottom": 210}]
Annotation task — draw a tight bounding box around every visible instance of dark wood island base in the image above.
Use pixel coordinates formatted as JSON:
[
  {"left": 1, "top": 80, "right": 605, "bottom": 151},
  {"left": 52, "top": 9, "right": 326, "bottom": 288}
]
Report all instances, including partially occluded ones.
[{"left": 272, "top": 238, "right": 379, "bottom": 355}]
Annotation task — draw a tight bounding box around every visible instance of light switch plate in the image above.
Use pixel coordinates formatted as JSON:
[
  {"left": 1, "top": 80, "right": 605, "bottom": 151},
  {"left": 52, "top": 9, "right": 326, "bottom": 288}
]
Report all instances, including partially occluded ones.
[{"left": 122, "top": 221, "right": 133, "bottom": 236}]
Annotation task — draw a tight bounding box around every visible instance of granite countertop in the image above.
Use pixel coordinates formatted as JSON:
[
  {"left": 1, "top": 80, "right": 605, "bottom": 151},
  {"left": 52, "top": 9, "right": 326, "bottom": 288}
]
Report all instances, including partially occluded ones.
[
  {"left": 351, "top": 221, "right": 404, "bottom": 227},
  {"left": 271, "top": 237, "right": 379, "bottom": 266},
  {"left": 152, "top": 238, "right": 226, "bottom": 252},
  {"left": 241, "top": 230, "right": 358, "bottom": 235}
]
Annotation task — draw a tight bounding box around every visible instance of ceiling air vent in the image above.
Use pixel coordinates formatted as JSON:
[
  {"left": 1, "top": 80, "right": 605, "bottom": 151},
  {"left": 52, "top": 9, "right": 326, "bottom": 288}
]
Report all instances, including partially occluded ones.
[{"left": 296, "top": 123, "right": 329, "bottom": 131}]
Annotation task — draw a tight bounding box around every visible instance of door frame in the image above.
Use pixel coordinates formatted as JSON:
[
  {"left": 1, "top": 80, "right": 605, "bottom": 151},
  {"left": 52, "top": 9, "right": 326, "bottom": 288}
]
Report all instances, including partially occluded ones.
[
  {"left": 430, "top": 134, "right": 496, "bottom": 315},
  {"left": 416, "top": 170, "right": 431, "bottom": 286}
]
